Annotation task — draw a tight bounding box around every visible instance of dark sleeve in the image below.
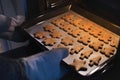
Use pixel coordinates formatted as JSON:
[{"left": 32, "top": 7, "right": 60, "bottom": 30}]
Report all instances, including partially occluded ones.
[
  {"left": 0, "top": 15, "right": 11, "bottom": 32},
  {"left": 0, "top": 56, "right": 28, "bottom": 80}
]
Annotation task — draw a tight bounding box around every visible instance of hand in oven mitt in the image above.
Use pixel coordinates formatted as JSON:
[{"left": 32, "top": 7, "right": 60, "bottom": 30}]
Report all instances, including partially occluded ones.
[{"left": 22, "top": 48, "right": 69, "bottom": 80}]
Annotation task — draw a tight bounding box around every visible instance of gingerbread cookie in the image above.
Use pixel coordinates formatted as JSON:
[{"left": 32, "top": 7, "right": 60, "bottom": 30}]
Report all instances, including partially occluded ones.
[
  {"left": 57, "top": 44, "right": 69, "bottom": 49},
  {"left": 72, "top": 18, "right": 82, "bottom": 27},
  {"left": 80, "top": 49, "right": 93, "bottom": 59},
  {"left": 89, "top": 40, "right": 103, "bottom": 51},
  {"left": 62, "top": 24, "right": 73, "bottom": 32},
  {"left": 62, "top": 13, "right": 75, "bottom": 22},
  {"left": 70, "top": 29, "right": 82, "bottom": 38},
  {"left": 44, "top": 25, "right": 55, "bottom": 32},
  {"left": 70, "top": 45, "right": 84, "bottom": 55},
  {"left": 100, "top": 46, "right": 115, "bottom": 57},
  {"left": 89, "top": 56, "right": 102, "bottom": 67},
  {"left": 77, "top": 34, "right": 91, "bottom": 45},
  {"left": 52, "top": 19, "right": 65, "bottom": 27},
  {"left": 50, "top": 31, "right": 62, "bottom": 38},
  {"left": 83, "top": 23, "right": 94, "bottom": 32},
  {"left": 89, "top": 27, "right": 102, "bottom": 38},
  {"left": 70, "top": 59, "right": 87, "bottom": 71},
  {"left": 42, "top": 38, "right": 56, "bottom": 46},
  {"left": 99, "top": 32, "right": 112, "bottom": 44},
  {"left": 110, "top": 37, "right": 119, "bottom": 48},
  {"left": 34, "top": 31, "right": 46, "bottom": 39},
  {"left": 61, "top": 37, "right": 74, "bottom": 46}
]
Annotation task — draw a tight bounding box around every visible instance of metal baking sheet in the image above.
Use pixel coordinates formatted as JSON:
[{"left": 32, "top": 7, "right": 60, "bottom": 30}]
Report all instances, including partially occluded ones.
[{"left": 24, "top": 10, "right": 119, "bottom": 76}]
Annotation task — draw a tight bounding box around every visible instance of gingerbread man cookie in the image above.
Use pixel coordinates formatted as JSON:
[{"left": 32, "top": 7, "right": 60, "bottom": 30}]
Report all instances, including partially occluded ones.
[
  {"left": 99, "top": 32, "right": 112, "bottom": 44},
  {"left": 70, "top": 59, "right": 87, "bottom": 71},
  {"left": 62, "top": 13, "right": 75, "bottom": 22},
  {"left": 80, "top": 49, "right": 93, "bottom": 59},
  {"left": 77, "top": 34, "right": 91, "bottom": 45},
  {"left": 70, "top": 45, "right": 84, "bottom": 55},
  {"left": 61, "top": 37, "right": 74, "bottom": 46},
  {"left": 42, "top": 38, "right": 56, "bottom": 46},
  {"left": 89, "top": 40, "right": 103, "bottom": 51},
  {"left": 70, "top": 29, "right": 82, "bottom": 38},
  {"left": 52, "top": 18, "right": 65, "bottom": 27},
  {"left": 100, "top": 46, "right": 115, "bottom": 57},
  {"left": 44, "top": 25, "right": 55, "bottom": 32},
  {"left": 110, "top": 37, "right": 119, "bottom": 48},
  {"left": 89, "top": 27, "right": 102, "bottom": 38},
  {"left": 50, "top": 31, "right": 62, "bottom": 38},
  {"left": 72, "top": 18, "right": 82, "bottom": 27},
  {"left": 89, "top": 56, "right": 102, "bottom": 67},
  {"left": 34, "top": 31, "right": 46, "bottom": 39}
]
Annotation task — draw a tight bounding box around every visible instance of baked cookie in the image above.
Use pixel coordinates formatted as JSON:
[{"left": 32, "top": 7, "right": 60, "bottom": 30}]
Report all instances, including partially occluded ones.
[
  {"left": 72, "top": 18, "right": 82, "bottom": 27},
  {"left": 77, "top": 34, "right": 91, "bottom": 45},
  {"left": 42, "top": 38, "right": 56, "bottom": 46},
  {"left": 57, "top": 44, "right": 69, "bottom": 49},
  {"left": 89, "top": 56, "right": 102, "bottom": 67},
  {"left": 70, "top": 45, "right": 84, "bottom": 55},
  {"left": 80, "top": 49, "right": 93, "bottom": 59},
  {"left": 99, "top": 32, "right": 112, "bottom": 44},
  {"left": 70, "top": 29, "right": 82, "bottom": 38},
  {"left": 100, "top": 46, "right": 115, "bottom": 57},
  {"left": 62, "top": 24, "right": 73, "bottom": 32},
  {"left": 34, "top": 31, "right": 46, "bottom": 39},
  {"left": 110, "top": 37, "right": 119, "bottom": 48},
  {"left": 89, "top": 40, "right": 103, "bottom": 51},
  {"left": 52, "top": 19, "right": 65, "bottom": 27},
  {"left": 62, "top": 13, "right": 75, "bottom": 22},
  {"left": 44, "top": 25, "right": 55, "bottom": 32},
  {"left": 61, "top": 37, "right": 74, "bottom": 46},
  {"left": 70, "top": 59, "right": 87, "bottom": 71},
  {"left": 50, "top": 31, "right": 62, "bottom": 38},
  {"left": 83, "top": 23, "right": 94, "bottom": 32},
  {"left": 89, "top": 27, "right": 102, "bottom": 38}
]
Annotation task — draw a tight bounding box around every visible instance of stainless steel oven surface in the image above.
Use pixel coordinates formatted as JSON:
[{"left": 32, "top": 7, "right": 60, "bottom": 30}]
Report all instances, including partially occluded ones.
[{"left": 24, "top": 5, "right": 120, "bottom": 76}]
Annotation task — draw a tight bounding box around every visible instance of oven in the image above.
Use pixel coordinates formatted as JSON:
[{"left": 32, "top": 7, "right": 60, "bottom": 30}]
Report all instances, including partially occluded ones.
[{"left": 22, "top": 0, "right": 120, "bottom": 79}]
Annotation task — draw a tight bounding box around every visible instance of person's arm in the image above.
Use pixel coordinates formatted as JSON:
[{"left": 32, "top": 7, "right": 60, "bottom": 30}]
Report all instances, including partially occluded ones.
[
  {"left": 0, "top": 14, "right": 25, "bottom": 32},
  {"left": 0, "top": 56, "right": 28, "bottom": 80},
  {"left": 22, "top": 48, "right": 69, "bottom": 80}
]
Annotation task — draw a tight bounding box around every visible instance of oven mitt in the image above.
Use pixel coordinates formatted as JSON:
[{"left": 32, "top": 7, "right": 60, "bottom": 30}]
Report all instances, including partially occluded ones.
[{"left": 22, "top": 48, "right": 69, "bottom": 80}]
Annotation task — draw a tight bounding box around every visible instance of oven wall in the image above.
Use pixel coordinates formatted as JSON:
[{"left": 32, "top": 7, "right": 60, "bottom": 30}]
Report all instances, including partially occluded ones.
[{"left": 74, "top": 0, "right": 120, "bottom": 26}]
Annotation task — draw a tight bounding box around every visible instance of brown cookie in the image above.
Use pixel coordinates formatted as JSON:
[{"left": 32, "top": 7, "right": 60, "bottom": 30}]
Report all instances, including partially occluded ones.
[
  {"left": 70, "top": 45, "right": 84, "bottom": 55},
  {"left": 110, "top": 37, "right": 119, "bottom": 48},
  {"left": 72, "top": 18, "right": 82, "bottom": 27},
  {"left": 62, "top": 13, "right": 75, "bottom": 22},
  {"left": 100, "top": 46, "right": 115, "bottom": 57},
  {"left": 57, "top": 44, "right": 68, "bottom": 49},
  {"left": 70, "top": 29, "right": 82, "bottom": 38},
  {"left": 44, "top": 25, "right": 55, "bottom": 32},
  {"left": 34, "top": 31, "right": 46, "bottom": 39},
  {"left": 77, "top": 34, "right": 91, "bottom": 45},
  {"left": 99, "top": 32, "right": 112, "bottom": 44},
  {"left": 89, "top": 40, "right": 103, "bottom": 51},
  {"left": 89, "top": 56, "right": 102, "bottom": 67},
  {"left": 42, "top": 38, "right": 56, "bottom": 46},
  {"left": 50, "top": 31, "right": 62, "bottom": 38},
  {"left": 83, "top": 23, "right": 94, "bottom": 32},
  {"left": 80, "top": 49, "right": 93, "bottom": 59},
  {"left": 70, "top": 59, "right": 87, "bottom": 71},
  {"left": 61, "top": 37, "right": 74, "bottom": 46},
  {"left": 89, "top": 27, "right": 102, "bottom": 38},
  {"left": 62, "top": 24, "right": 73, "bottom": 32},
  {"left": 52, "top": 19, "right": 65, "bottom": 27}
]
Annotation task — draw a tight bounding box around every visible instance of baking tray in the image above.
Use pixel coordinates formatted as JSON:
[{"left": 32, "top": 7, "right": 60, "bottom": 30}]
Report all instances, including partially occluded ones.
[{"left": 24, "top": 9, "right": 120, "bottom": 76}]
